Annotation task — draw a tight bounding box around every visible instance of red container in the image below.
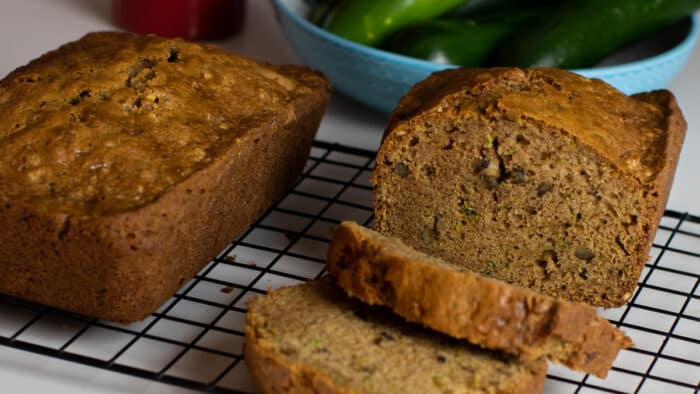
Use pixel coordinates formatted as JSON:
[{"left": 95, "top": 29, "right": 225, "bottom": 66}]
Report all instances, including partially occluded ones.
[{"left": 113, "top": 0, "right": 246, "bottom": 41}]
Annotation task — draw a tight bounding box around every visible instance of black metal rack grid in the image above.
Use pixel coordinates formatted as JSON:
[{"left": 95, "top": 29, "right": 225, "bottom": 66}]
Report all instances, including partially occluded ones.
[{"left": 0, "top": 141, "right": 698, "bottom": 394}]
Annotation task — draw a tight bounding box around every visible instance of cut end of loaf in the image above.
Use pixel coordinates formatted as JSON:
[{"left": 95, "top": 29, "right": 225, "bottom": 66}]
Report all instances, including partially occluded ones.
[{"left": 372, "top": 68, "right": 680, "bottom": 308}]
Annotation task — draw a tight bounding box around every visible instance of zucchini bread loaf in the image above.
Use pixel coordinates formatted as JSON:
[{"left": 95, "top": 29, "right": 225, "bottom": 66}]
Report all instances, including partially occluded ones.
[
  {"left": 0, "top": 32, "right": 330, "bottom": 322},
  {"left": 372, "top": 68, "right": 685, "bottom": 307},
  {"left": 327, "top": 221, "right": 632, "bottom": 378},
  {"left": 246, "top": 278, "right": 547, "bottom": 394}
]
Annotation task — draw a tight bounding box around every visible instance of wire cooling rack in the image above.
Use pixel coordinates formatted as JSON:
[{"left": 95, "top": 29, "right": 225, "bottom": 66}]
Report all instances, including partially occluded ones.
[{"left": 0, "top": 141, "right": 698, "bottom": 394}]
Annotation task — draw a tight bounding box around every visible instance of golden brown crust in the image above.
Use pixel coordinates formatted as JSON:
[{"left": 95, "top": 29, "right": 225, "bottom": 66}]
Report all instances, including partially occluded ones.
[
  {"left": 631, "top": 90, "right": 687, "bottom": 240},
  {"left": 0, "top": 32, "right": 330, "bottom": 322},
  {"left": 327, "top": 221, "right": 632, "bottom": 378},
  {"left": 383, "top": 67, "right": 682, "bottom": 184},
  {"left": 383, "top": 68, "right": 502, "bottom": 137},
  {"left": 0, "top": 32, "right": 328, "bottom": 216},
  {"left": 612, "top": 90, "right": 687, "bottom": 308}
]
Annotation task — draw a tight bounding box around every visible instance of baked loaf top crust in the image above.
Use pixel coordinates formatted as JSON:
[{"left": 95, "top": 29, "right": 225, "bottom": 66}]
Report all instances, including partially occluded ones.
[
  {"left": 246, "top": 278, "right": 547, "bottom": 394},
  {"left": 0, "top": 32, "right": 327, "bottom": 217},
  {"left": 327, "top": 221, "right": 632, "bottom": 378},
  {"left": 386, "top": 67, "right": 685, "bottom": 185}
]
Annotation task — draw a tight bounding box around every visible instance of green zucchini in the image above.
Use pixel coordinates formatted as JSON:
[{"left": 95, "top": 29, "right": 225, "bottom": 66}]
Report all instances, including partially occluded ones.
[
  {"left": 491, "top": 0, "right": 700, "bottom": 68},
  {"left": 323, "top": 0, "right": 471, "bottom": 47},
  {"left": 387, "top": 11, "right": 535, "bottom": 66}
]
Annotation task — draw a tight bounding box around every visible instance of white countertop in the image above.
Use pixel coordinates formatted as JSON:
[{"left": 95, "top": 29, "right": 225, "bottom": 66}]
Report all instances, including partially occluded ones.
[{"left": 0, "top": 1, "right": 698, "bottom": 393}]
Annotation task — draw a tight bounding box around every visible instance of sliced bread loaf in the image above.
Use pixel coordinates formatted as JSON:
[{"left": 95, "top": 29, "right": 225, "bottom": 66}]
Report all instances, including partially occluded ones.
[
  {"left": 245, "top": 278, "right": 547, "bottom": 394},
  {"left": 327, "top": 221, "right": 632, "bottom": 378},
  {"left": 372, "top": 67, "right": 686, "bottom": 307}
]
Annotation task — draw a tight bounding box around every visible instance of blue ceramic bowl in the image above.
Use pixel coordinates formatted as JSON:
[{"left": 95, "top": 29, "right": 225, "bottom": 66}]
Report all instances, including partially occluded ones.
[{"left": 274, "top": 0, "right": 699, "bottom": 113}]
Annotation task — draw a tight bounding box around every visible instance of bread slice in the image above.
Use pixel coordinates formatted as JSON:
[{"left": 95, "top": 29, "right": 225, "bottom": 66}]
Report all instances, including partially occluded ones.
[
  {"left": 0, "top": 32, "right": 330, "bottom": 322},
  {"left": 327, "top": 221, "right": 632, "bottom": 378},
  {"left": 246, "top": 278, "right": 547, "bottom": 394},
  {"left": 372, "top": 67, "right": 686, "bottom": 307}
]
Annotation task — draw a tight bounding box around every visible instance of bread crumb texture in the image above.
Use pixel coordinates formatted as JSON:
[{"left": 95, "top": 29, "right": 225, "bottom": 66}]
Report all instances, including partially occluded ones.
[
  {"left": 373, "top": 67, "right": 685, "bottom": 307},
  {"left": 246, "top": 278, "right": 546, "bottom": 394}
]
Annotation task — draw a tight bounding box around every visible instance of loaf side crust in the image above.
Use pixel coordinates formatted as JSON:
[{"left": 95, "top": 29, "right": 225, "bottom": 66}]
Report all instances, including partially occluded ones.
[
  {"left": 631, "top": 90, "right": 686, "bottom": 240},
  {"left": 327, "top": 221, "right": 633, "bottom": 378}
]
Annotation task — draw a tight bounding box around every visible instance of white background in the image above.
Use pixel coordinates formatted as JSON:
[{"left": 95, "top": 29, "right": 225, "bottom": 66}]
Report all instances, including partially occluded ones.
[{"left": 0, "top": 1, "right": 698, "bottom": 393}]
